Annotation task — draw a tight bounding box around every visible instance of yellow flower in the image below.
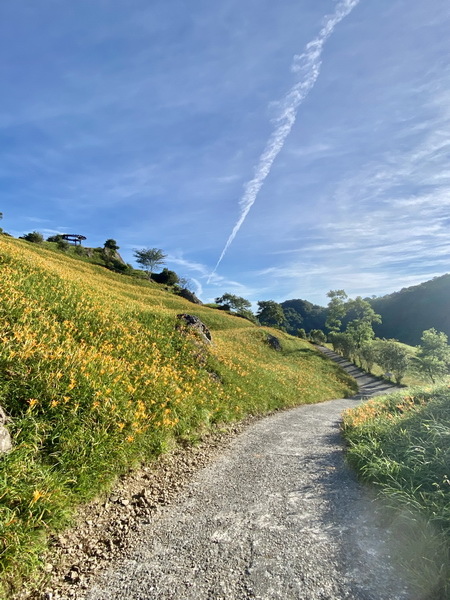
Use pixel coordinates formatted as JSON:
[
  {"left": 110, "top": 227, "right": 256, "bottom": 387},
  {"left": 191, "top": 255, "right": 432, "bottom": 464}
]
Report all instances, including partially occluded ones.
[
  {"left": 28, "top": 398, "right": 38, "bottom": 408},
  {"left": 30, "top": 490, "right": 44, "bottom": 505}
]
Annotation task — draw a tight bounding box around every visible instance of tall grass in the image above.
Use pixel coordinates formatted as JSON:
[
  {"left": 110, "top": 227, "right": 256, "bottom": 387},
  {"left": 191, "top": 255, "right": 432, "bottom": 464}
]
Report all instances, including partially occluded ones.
[
  {"left": 342, "top": 386, "right": 450, "bottom": 598},
  {"left": 0, "top": 237, "right": 356, "bottom": 595}
]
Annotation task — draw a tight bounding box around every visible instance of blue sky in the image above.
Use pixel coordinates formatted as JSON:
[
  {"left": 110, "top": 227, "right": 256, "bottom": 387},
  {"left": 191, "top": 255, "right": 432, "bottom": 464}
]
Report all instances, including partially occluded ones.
[{"left": 1, "top": 0, "right": 449, "bottom": 306}]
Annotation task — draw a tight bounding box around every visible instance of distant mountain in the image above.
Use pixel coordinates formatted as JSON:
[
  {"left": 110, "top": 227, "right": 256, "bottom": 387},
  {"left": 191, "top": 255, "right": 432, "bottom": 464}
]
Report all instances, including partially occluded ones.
[
  {"left": 280, "top": 273, "right": 450, "bottom": 345},
  {"left": 369, "top": 274, "right": 450, "bottom": 345}
]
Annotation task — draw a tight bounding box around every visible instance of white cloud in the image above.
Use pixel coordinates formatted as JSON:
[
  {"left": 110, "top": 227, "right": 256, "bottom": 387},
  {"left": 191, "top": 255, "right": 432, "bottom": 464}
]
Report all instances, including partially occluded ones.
[{"left": 208, "top": 0, "right": 360, "bottom": 280}]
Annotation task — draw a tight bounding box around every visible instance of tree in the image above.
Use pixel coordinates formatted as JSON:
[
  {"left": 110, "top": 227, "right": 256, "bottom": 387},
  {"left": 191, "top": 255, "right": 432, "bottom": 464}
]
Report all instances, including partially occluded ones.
[
  {"left": 345, "top": 296, "right": 381, "bottom": 348},
  {"left": 329, "top": 331, "right": 356, "bottom": 360},
  {"left": 21, "top": 231, "right": 44, "bottom": 243},
  {"left": 133, "top": 248, "right": 167, "bottom": 276},
  {"left": 413, "top": 328, "right": 450, "bottom": 382},
  {"left": 257, "top": 301, "right": 285, "bottom": 328},
  {"left": 297, "top": 328, "right": 307, "bottom": 339},
  {"left": 104, "top": 239, "right": 119, "bottom": 251},
  {"left": 309, "top": 329, "right": 327, "bottom": 344},
  {"left": 325, "top": 290, "right": 348, "bottom": 333},
  {"left": 358, "top": 342, "right": 377, "bottom": 373},
  {"left": 215, "top": 293, "right": 252, "bottom": 313},
  {"left": 375, "top": 340, "right": 410, "bottom": 384}
]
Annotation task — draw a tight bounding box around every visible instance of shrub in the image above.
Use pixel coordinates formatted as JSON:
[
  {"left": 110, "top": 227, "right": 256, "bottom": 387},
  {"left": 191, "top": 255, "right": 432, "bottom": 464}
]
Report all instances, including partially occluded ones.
[
  {"left": 235, "top": 309, "right": 259, "bottom": 324},
  {"left": 309, "top": 329, "right": 327, "bottom": 344},
  {"left": 358, "top": 342, "right": 377, "bottom": 373},
  {"left": 152, "top": 268, "right": 179, "bottom": 286},
  {"left": 104, "top": 239, "right": 119, "bottom": 251},
  {"left": 375, "top": 339, "right": 410, "bottom": 384},
  {"left": 56, "top": 239, "right": 70, "bottom": 251},
  {"left": 21, "top": 231, "right": 44, "bottom": 244}
]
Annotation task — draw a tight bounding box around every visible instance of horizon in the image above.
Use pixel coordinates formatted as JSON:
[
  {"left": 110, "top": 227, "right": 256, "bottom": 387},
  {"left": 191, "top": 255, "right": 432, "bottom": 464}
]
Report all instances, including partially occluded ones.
[{"left": 2, "top": 0, "right": 450, "bottom": 305}]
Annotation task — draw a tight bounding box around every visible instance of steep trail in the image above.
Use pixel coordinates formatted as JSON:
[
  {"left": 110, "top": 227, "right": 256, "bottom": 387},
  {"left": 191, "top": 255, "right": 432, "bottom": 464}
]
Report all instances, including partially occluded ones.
[{"left": 85, "top": 351, "right": 412, "bottom": 600}]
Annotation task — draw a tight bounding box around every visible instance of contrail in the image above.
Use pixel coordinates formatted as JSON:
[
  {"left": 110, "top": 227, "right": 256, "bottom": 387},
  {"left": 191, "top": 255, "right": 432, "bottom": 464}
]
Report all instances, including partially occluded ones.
[{"left": 208, "top": 0, "right": 360, "bottom": 282}]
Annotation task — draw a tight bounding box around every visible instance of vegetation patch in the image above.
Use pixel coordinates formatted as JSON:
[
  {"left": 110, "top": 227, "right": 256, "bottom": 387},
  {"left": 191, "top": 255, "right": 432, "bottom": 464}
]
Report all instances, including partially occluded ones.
[
  {"left": 0, "top": 236, "right": 356, "bottom": 596},
  {"left": 342, "top": 386, "right": 450, "bottom": 598}
]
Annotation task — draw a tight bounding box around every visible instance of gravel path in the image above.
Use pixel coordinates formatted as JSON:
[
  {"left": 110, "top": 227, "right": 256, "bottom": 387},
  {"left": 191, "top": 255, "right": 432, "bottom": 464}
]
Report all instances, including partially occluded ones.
[{"left": 84, "top": 350, "right": 414, "bottom": 600}]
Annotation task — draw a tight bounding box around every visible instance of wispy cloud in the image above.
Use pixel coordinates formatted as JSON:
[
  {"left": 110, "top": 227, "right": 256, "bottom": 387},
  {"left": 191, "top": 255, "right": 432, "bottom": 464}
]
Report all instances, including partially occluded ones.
[{"left": 208, "top": 0, "right": 360, "bottom": 281}]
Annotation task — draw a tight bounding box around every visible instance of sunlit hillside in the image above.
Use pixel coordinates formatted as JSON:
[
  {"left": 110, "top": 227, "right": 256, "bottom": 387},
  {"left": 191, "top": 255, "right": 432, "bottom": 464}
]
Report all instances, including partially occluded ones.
[{"left": 0, "top": 236, "right": 356, "bottom": 595}]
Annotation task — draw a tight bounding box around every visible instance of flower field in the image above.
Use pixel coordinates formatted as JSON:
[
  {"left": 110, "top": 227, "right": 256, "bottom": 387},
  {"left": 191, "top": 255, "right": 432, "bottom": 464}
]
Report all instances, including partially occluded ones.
[{"left": 0, "top": 236, "right": 356, "bottom": 595}]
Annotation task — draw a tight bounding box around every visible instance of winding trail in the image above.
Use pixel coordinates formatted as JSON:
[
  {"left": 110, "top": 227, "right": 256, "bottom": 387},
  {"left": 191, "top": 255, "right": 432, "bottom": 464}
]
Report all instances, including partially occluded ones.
[{"left": 86, "top": 350, "right": 412, "bottom": 600}]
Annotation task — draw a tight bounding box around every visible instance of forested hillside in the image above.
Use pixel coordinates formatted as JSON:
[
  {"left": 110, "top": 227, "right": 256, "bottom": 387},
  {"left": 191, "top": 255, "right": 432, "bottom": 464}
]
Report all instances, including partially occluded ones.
[
  {"left": 370, "top": 274, "right": 450, "bottom": 345},
  {"left": 281, "top": 299, "right": 327, "bottom": 335},
  {"left": 281, "top": 274, "right": 450, "bottom": 345}
]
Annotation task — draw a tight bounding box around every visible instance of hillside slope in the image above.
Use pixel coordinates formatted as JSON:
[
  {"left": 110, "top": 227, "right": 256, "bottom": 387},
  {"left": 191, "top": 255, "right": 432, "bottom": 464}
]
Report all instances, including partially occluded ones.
[{"left": 0, "top": 236, "right": 356, "bottom": 595}]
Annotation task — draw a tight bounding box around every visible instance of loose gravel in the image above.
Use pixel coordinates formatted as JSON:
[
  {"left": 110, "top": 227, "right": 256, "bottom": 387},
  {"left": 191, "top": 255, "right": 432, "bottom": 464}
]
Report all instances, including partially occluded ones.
[{"left": 26, "top": 349, "right": 415, "bottom": 600}]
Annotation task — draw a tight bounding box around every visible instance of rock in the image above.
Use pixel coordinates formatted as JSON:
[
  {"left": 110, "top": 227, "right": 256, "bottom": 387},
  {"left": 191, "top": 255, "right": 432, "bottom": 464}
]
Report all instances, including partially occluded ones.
[
  {"left": 266, "top": 334, "right": 282, "bottom": 351},
  {"left": 0, "top": 425, "right": 12, "bottom": 454},
  {"left": 66, "top": 569, "right": 80, "bottom": 583},
  {"left": 0, "top": 406, "right": 12, "bottom": 455},
  {"left": 0, "top": 405, "right": 8, "bottom": 425},
  {"left": 176, "top": 314, "right": 212, "bottom": 344},
  {"left": 176, "top": 288, "right": 203, "bottom": 305}
]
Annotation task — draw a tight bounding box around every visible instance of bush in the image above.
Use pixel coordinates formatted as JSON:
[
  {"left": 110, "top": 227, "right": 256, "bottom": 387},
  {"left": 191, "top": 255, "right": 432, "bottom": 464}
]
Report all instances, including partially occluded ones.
[
  {"left": 21, "top": 231, "right": 44, "bottom": 244},
  {"left": 309, "top": 329, "right": 327, "bottom": 344},
  {"left": 151, "top": 268, "right": 179, "bottom": 286},
  {"left": 374, "top": 339, "right": 410, "bottom": 384},
  {"left": 46, "top": 234, "right": 63, "bottom": 243},
  {"left": 105, "top": 258, "right": 132, "bottom": 274},
  {"left": 235, "top": 309, "right": 259, "bottom": 324},
  {"left": 358, "top": 342, "right": 377, "bottom": 373},
  {"left": 104, "top": 239, "right": 119, "bottom": 251},
  {"left": 56, "top": 239, "right": 70, "bottom": 251}
]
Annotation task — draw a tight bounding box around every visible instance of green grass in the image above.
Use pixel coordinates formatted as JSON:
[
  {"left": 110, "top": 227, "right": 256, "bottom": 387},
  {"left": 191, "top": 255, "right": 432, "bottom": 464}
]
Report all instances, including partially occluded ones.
[
  {"left": 0, "top": 236, "right": 357, "bottom": 596},
  {"left": 342, "top": 385, "right": 450, "bottom": 598}
]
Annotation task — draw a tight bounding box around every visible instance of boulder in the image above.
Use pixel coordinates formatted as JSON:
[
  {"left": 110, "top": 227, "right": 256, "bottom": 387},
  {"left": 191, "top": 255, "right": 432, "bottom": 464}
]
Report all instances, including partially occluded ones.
[
  {"left": 266, "top": 334, "right": 282, "bottom": 351},
  {"left": 176, "top": 288, "right": 203, "bottom": 305},
  {"left": 177, "top": 314, "right": 211, "bottom": 344}
]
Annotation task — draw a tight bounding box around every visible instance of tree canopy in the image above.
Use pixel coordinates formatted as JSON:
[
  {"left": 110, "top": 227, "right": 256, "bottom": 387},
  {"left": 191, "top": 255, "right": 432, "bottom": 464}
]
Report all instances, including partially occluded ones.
[
  {"left": 325, "top": 290, "right": 348, "bottom": 333},
  {"left": 215, "top": 293, "right": 252, "bottom": 312},
  {"left": 257, "top": 301, "right": 285, "bottom": 328},
  {"left": 413, "top": 328, "right": 450, "bottom": 382},
  {"left": 133, "top": 248, "right": 167, "bottom": 275},
  {"left": 104, "top": 239, "right": 119, "bottom": 251}
]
